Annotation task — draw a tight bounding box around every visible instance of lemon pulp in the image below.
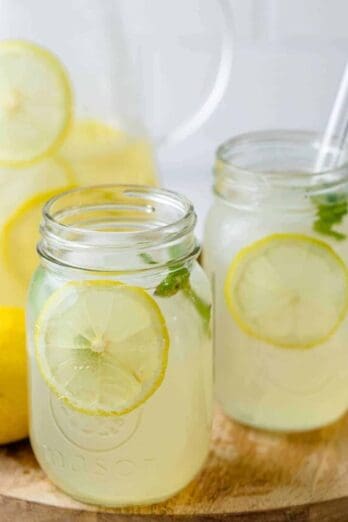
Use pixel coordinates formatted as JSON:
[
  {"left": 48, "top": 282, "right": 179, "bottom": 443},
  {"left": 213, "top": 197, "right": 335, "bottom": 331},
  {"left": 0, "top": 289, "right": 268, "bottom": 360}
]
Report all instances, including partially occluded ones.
[
  {"left": 0, "top": 40, "right": 72, "bottom": 166},
  {"left": 1, "top": 172, "right": 75, "bottom": 291},
  {"left": 35, "top": 281, "right": 169, "bottom": 416},
  {"left": 61, "top": 119, "right": 158, "bottom": 186},
  {"left": 225, "top": 233, "right": 348, "bottom": 348}
]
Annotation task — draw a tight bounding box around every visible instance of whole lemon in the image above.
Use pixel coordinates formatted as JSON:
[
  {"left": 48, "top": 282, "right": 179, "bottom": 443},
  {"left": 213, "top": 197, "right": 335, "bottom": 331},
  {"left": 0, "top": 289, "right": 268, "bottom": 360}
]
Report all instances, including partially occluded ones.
[{"left": 0, "top": 307, "right": 28, "bottom": 444}]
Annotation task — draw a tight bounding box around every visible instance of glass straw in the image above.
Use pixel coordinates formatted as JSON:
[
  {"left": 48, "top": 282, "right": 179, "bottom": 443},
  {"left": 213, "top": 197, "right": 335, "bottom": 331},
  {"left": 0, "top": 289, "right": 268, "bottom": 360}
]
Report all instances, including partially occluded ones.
[{"left": 315, "top": 62, "right": 348, "bottom": 173}]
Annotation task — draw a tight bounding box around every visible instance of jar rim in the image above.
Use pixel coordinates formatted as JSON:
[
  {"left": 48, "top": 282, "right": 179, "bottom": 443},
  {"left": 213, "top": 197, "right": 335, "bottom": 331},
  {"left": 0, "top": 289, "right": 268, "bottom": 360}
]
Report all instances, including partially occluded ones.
[
  {"left": 42, "top": 184, "right": 195, "bottom": 243},
  {"left": 214, "top": 130, "right": 348, "bottom": 211},
  {"left": 216, "top": 129, "right": 348, "bottom": 189},
  {"left": 39, "top": 184, "right": 198, "bottom": 272}
]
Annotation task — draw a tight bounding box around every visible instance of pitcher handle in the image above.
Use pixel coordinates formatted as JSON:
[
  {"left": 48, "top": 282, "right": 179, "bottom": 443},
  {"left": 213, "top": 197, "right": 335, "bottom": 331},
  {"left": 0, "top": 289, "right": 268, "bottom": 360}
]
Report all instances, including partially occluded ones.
[{"left": 157, "top": 0, "right": 234, "bottom": 148}]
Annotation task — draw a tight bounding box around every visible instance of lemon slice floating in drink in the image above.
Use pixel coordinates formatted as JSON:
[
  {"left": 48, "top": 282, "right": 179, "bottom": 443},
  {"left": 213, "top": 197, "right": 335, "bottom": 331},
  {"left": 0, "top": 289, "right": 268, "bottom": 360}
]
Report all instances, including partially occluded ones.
[
  {"left": 0, "top": 40, "right": 72, "bottom": 167},
  {"left": 35, "top": 281, "right": 169, "bottom": 416},
  {"left": 1, "top": 158, "right": 75, "bottom": 289},
  {"left": 225, "top": 233, "right": 348, "bottom": 349}
]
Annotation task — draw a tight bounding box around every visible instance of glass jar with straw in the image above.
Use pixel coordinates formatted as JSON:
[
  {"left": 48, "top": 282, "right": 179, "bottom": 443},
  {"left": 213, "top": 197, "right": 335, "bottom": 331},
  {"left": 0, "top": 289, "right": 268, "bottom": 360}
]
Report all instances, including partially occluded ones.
[{"left": 204, "top": 64, "right": 348, "bottom": 432}]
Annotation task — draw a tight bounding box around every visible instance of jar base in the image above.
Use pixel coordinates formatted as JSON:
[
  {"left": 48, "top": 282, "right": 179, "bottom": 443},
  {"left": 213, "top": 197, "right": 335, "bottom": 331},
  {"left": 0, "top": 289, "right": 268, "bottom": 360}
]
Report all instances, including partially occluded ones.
[
  {"left": 53, "top": 481, "right": 188, "bottom": 508},
  {"left": 220, "top": 403, "right": 347, "bottom": 433},
  {"left": 31, "top": 438, "right": 209, "bottom": 508}
]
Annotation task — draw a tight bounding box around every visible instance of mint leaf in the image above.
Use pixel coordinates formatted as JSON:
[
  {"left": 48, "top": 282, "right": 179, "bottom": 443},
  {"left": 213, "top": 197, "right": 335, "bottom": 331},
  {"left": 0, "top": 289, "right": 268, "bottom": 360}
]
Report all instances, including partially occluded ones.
[
  {"left": 312, "top": 193, "right": 347, "bottom": 240},
  {"left": 154, "top": 267, "right": 190, "bottom": 297},
  {"left": 182, "top": 285, "right": 212, "bottom": 331},
  {"left": 155, "top": 266, "right": 211, "bottom": 332},
  {"left": 139, "top": 252, "right": 157, "bottom": 265},
  {"left": 140, "top": 252, "right": 211, "bottom": 332}
]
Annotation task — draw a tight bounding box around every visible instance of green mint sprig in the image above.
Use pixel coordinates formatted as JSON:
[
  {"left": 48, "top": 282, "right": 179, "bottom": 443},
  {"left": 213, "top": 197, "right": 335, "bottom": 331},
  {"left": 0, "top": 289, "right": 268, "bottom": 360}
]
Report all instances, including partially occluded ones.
[
  {"left": 139, "top": 252, "right": 157, "bottom": 265},
  {"left": 312, "top": 193, "right": 347, "bottom": 240},
  {"left": 154, "top": 266, "right": 190, "bottom": 297},
  {"left": 140, "top": 253, "right": 211, "bottom": 333}
]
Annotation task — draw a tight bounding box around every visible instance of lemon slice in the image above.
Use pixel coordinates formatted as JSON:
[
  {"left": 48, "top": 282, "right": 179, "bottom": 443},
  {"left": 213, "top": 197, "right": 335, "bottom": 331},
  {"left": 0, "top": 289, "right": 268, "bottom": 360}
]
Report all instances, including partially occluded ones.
[
  {"left": 0, "top": 40, "right": 72, "bottom": 166},
  {"left": 225, "top": 234, "right": 348, "bottom": 349},
  {"left": 1, "top": 162, "right": 75, "bottom": 289},
  {"left": 0, "top": 156, "right": 75, "bottom": 222},
  {"left": 35, "top": 281, "right": 169, "bottom": 416},
  {"left": 61, "top": 119, "right": 158, "bottom": 185}
]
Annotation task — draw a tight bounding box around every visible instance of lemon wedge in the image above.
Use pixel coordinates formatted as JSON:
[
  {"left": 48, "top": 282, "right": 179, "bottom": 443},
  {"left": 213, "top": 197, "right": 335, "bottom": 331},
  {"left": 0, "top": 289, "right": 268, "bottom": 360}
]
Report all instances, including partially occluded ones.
[
  {"left": 0, "top": 40, "right": 72, "bottom": 166},
  {"left": 61, "top": 119, "right": 158, "bottom": 185},
  {"left": 35, "top": 281, "right": 169, "bottom": 416},
  {"left": 1, "top": 161, "right": 75, "bottom": 289},
  {"left": 225, "top": 234, "right": 348, "bottom": 349},
  {"left": 0, "top": 306, "right": 28, "bottom": 444}
]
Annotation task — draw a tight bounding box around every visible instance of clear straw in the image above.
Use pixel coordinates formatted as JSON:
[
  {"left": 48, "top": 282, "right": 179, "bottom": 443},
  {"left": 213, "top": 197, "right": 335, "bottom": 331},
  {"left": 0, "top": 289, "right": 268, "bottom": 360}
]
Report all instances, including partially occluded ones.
[{"left": 315, "top": 61, "right": 348, "bottom": 173}]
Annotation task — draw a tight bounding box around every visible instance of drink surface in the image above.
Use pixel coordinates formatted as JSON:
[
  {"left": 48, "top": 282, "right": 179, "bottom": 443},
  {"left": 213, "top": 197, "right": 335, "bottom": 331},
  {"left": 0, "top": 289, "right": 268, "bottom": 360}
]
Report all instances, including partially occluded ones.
[
  {"left": 27, "top": 263, "right": 212, "bottom": 506},
  {"left": 204, "top": 191, "right": 348, "bottom": 432}
]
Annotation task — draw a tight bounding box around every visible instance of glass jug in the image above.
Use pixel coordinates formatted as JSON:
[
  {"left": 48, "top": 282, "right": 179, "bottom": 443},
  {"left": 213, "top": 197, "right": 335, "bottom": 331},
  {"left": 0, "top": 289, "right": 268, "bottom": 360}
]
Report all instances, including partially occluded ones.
[{"left": 0, "top": 0, "right": 233, "bottom": 308}]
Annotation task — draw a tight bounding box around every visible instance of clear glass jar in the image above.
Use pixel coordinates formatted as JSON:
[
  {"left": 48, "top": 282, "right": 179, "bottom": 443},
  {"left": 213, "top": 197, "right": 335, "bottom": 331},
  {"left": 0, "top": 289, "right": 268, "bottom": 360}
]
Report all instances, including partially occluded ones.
[
  {"left": 204, "top": 130, "right": 348, "bottom": 432},
  {"left": 27, "top": 185, "right": 212, "bottom": 507}
]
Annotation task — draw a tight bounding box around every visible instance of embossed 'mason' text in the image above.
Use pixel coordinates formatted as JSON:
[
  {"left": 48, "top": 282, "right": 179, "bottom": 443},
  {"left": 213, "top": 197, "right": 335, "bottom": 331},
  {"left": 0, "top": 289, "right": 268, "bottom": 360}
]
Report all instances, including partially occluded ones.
[{"left": 41, "top": 444, "right": 155, "bottom": 478}]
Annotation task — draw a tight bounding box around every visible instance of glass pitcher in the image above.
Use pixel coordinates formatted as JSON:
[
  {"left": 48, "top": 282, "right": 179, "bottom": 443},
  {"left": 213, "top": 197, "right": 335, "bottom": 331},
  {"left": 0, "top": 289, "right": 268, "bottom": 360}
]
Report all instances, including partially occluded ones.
[{"left": 0, "top": 0, "right": 233, "bottom": 308}]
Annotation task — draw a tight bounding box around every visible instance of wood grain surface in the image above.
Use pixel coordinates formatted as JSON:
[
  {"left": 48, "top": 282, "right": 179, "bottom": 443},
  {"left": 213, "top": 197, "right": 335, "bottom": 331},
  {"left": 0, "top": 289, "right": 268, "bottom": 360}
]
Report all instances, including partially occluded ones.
[{"left": 1, "top": 407, "right": 348, "bottom": 521}]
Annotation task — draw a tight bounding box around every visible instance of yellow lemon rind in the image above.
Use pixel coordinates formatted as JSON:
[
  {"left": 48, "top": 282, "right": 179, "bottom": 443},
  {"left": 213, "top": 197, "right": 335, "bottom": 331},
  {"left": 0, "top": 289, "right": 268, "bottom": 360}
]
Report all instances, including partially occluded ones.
[
  {"left": 224, "top": 233, "right": 348, "bottom": 350},
  {"left": 0, "top": 39, "right": 73, "bottom": 168},
  {"left": 35, "top": 280, "right": 170, "bottom": 417},
  {"left": 0, "top": 306, "right": 28, "bottom": 444},
  {"left": 0, "top": 182, "right": 77, "bottom": 286}
]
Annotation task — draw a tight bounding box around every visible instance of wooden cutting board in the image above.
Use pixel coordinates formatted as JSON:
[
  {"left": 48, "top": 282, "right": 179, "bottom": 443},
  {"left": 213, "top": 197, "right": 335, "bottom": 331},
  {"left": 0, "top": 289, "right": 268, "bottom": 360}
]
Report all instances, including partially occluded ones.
[{"left": 1, "top": 407, "right": 348, "bottom": 522}]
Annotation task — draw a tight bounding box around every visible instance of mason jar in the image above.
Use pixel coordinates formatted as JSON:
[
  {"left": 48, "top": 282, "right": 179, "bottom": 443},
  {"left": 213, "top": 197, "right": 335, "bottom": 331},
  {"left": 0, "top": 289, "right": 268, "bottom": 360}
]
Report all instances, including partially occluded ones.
[
  {"left": 27, "top": 185, "right": 212, "bottom": 506},
  {"left": 204, "top": 130, "right": 348, "bottom": 432}
]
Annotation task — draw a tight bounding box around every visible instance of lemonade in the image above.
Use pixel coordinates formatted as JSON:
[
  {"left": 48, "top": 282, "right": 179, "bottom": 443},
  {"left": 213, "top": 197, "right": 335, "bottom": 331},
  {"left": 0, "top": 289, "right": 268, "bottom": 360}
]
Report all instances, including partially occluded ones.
[
  {"left": 0, "top": 39, "right": 158, "bottom": 308},
  {"left": 27, "top": 186, "right": 212, "bottom": 505},
  {"left": 204, "top": 131, "right": 348, "bottom": 432}
]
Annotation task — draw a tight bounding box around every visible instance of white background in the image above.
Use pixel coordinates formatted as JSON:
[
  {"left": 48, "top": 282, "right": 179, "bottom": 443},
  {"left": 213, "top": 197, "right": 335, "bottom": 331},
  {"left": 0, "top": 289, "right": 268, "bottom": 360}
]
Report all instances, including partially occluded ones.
[
  {"left": 1, "top": 0, "right": 347, "bottom": 236},
  {"left": 125, "top": 0, "right": 348, "bottom": 236}
]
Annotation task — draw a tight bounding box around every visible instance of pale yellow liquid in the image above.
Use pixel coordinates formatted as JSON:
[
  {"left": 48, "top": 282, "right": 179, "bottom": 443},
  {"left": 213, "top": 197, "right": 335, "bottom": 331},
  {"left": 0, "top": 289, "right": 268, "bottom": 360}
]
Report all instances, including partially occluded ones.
[
  {"left": 28, "top": 267, "right": 212, "bottom": 506},
  {"left": 0, "top": 40, "right": 158, "bottom": 309},
  {"left": 0, "top": 121, "right": 158, "bottom": 308},
  {"left": 204, "top": 201, "right": 348, "bottom": 432},
  {"left": 60, "top": 120, "right": 158, "bottom": 187}
]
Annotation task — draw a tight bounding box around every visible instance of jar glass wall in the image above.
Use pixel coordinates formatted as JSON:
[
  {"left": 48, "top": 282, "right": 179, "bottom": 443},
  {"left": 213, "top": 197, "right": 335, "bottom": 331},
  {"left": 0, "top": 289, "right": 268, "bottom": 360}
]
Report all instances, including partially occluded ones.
[
  {"left": 27, "top": 185, "right": 212, "bottom": 506},
  {"left": 204, "top": 130, "right": 348, "bottom": 432}
]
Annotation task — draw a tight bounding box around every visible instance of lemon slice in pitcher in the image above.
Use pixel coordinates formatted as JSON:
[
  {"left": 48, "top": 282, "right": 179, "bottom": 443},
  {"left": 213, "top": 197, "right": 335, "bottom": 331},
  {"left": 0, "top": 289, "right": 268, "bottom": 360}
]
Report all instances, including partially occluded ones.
[
  {"left": 1, "top": 159, "right": 75, "bottom": 288},
  {"left": 0, "top": 40, "right": 72, "bottom": 166},
  {"left": 35, "top": 281, "right": 169, "bottom": 416},
  {"left": 0, "top": 155, "right": 75, "bottom": 218},
  {"left": 225, "top": 234, "right": 348, "bottom": 349},
  {"left": 61, "top": 119, "right": 157, "bottom": 185}
]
